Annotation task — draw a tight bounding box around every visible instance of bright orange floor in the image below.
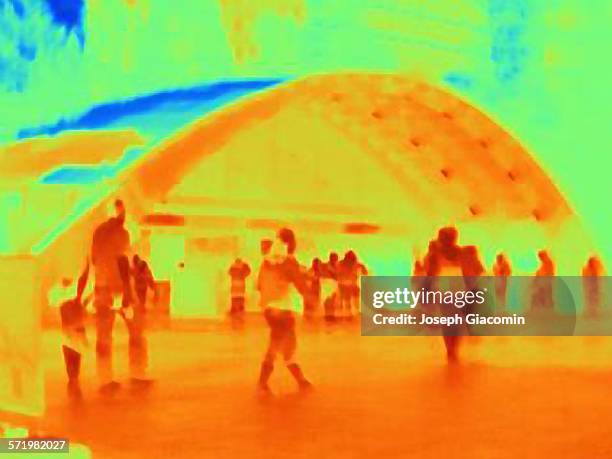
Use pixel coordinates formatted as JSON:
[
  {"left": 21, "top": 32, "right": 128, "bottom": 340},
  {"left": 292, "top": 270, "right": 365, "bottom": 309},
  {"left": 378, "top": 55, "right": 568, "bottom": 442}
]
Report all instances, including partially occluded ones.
[{"left": 41, "top": 318, "right": 612, "bottom": 459}]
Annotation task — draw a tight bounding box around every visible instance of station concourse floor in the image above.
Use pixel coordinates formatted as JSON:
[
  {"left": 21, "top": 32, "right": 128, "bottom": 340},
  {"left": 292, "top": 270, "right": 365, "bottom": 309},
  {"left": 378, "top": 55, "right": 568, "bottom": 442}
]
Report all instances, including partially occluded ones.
[{"left": 40, "top": 315, "right": 612, "bottom": 459}]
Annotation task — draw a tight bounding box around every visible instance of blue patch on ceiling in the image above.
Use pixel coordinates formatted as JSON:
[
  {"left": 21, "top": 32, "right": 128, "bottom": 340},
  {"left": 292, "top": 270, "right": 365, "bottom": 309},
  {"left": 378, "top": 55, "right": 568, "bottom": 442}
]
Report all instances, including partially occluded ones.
[
  {"left": 487, "top": 0, "right": 528, "bottom": 84},
  {"left": 41, "top": 166, "right": 113, "bottom": 185},
  {"left": 7, "top": 0, "right": 25, "bottom": 18},
  {"left": 443, "top": 72, "right": 474, "bottom": 91},
  {"left": 18, "top": 78, "right": 286, "bottom": 141},
  {"left": 43, "top": 0, "right": 85, "bottom": 46},
  {"left": 40, "top": 147, "right": 146, "bottom": 185},
  {"left": 17, "top": 40, "right": 36, "bottom": 61}
]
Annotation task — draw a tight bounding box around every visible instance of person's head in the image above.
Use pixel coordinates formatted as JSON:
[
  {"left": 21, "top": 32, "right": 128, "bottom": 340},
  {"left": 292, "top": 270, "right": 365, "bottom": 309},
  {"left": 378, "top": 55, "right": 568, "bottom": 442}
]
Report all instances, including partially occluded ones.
[
  {"left": 270, "top": 228, "right": 296, "bottom": 258},
  {"left": 538, "top": 250, "right": 549, "bottom": 263},
  {"left": 437, "top": 226, "right": 458, "bottom": 247},
  {"left": 312, "top": 257, "right": 321, "bottom": 269},
  {"left": 329, "top": 252, "right": 339, "bottom": 265},
  {"left": 114, "top": 199, "right": 126, "bottom": 225},
  {"left": 587, "top": 256, "right": 602, "bottom": 271},
  {"left": 133, "top": 254, "right": 141, "bottom": 266},
  {"left": 278, "top": 228, "right": 296, "bottom": 254},
  {"left": 344, "top": 250, "right": 357, "bottom": 264},
  {"left": 496, "top": 253, "right": 505, "bottom": 264},
  {"left": 260, "top": 239, "right": 273, "bottom": 256}
]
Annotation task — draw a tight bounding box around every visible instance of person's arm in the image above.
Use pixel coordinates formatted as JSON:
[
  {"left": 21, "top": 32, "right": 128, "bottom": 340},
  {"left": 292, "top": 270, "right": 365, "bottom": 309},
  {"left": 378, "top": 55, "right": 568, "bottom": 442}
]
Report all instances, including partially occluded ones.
[
  {"left": 256, "top": 263, "right": 265, "bottom": 292},
  {"left": 145, "top": 264, "right": 156, "bottom": 290},
  {"left": 117, "top": 255, "right": 132, "bottom": 307},
  {"left": 75, "top": 261, "right": 90, "bottom": 302},
  {"left": 284, "top": 258, "right": 308, "bottom": 296},
  {"left": 145, "top": 264, "right": 159, "bottom": 303}
]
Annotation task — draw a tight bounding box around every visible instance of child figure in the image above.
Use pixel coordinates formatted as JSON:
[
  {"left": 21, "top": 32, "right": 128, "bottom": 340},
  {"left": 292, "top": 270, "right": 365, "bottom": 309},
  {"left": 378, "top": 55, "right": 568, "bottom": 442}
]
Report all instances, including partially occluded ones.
[{"left": 59, "top": 262, "right": 91, "bottom": 400}]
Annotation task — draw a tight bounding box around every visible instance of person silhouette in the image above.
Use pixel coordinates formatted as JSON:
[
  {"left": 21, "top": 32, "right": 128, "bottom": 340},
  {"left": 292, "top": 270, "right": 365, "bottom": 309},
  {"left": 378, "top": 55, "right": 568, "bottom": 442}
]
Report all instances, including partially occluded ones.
[{"left": 257, "top": 228, "right": 312, "bottom": 394}]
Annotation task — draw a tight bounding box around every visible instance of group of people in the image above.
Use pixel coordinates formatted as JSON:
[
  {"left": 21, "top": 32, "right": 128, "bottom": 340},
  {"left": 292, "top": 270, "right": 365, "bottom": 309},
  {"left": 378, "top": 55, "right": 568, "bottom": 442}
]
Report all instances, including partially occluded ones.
[
  {"left": 411, "top": 226, "right": 607, "bottom": 361},
  {"left": 59, "top": 199, "right": 157, "bottom": 399},
  {"left": 307, "top": 250, "right": 368, "bottom": 320},
  {"left": 57, "top": 198, "right": 608, "bottom": 397},
  {"left": 228, "top": 245, "right": 369, "bottom": 320},
  {"left": 413, "top": 231, "right": 605, "bottom": 310}
]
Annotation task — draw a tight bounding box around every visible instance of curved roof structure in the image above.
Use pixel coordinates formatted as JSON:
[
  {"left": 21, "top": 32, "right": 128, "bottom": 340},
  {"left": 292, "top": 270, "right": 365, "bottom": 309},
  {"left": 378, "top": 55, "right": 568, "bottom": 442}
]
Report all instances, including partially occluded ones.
[
  {"left": 129, "top": 74, "right": 581, "bottom": 265},
  {"left": 33, "top": 74, "right": 590, "bottom": 276}
]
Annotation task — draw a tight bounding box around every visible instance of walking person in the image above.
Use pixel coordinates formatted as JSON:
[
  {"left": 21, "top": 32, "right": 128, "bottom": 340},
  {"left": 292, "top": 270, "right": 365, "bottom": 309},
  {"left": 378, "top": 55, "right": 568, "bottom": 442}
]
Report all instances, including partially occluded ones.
[
  {"left": 423, "top": 227, "right": 465, "bottom": 363},
  {"left": 257, "top": 228, "right": 312, "bottom": 394}
]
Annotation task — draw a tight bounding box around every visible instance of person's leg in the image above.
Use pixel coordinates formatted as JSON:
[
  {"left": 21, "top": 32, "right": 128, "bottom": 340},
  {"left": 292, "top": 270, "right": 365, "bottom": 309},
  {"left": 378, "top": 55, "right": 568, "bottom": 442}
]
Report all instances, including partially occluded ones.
[
  {"left": 126, "top": 306, "right": 150, "bottom": 383},
  {"left": 136, "top": 289, "right": 147, "bottom": 309},
  {"left": 440, "top": 302, "right": 461, "bottom": 363},
  {"left": 443, "top": 336, "right": 460, "bottom": 362},
  {"left": 62, "top": 345, "right": 82, "bottom": 398},
  {"left": 339, "top": 287, "right": 350, "bottom": 317},
  {"left": 95, "top": 287, "right": 117, "bottom": 392},
  {"left": 230, "top": 296, "right": 239, "bottom": 315},
  {"left": 259, "top": 309, "right": 279, "bottom": 391},
  {"left": 282, "top": 313, "right": 311, "bottom": 389}
]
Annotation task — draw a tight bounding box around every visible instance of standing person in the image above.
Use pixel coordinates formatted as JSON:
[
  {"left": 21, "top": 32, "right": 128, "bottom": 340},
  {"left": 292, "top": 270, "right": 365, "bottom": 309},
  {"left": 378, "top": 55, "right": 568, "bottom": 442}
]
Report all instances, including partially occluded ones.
[
  {"left": 532, "top": 250, "right": 555, "bottom": 310},
  {"left": 582, "top": 255, "right": 605, "bottom": 316},
  {"left": 128, "top": 254, "right": 156, "bottom": 382},
  {"left": 303, "top": 258, "right": 322, "bottom": 319},
  {"left": 350, "top": 253, "right": 368, "bottom": 315},
  {"left": 228, "top": 258, "right": 251, "bottom": 315},
  {"left": 258, "top": 228, "right": 312, "bottom": 394},
  {"left": 91, "top": 199, "right": 147, "bottom": 395},
  {"left": 321, "top": 252, "right": 339, "bottom": 321},
  {"left": 492, "top": 253, "right": 512, "bottom": 309},
  {"left": 338, "top": 251, "right": 368, "bottom": 317},
  {"left": 59, "top": 262, "right": 90, "bottom": 400},
  {"left": 337, "top": 252, "right": 354, "bottom": 318},
  {"left": 132, "top": 255, "right": 156, "bottom": 309}
]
